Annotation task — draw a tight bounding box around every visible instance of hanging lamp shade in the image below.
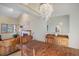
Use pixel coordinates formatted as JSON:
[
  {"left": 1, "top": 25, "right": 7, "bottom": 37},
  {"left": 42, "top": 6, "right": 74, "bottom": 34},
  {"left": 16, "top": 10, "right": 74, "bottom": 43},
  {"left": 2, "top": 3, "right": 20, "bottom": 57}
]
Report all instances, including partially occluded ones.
[{"left": 40, "top": 3, "right": 54, "bottom": 17}]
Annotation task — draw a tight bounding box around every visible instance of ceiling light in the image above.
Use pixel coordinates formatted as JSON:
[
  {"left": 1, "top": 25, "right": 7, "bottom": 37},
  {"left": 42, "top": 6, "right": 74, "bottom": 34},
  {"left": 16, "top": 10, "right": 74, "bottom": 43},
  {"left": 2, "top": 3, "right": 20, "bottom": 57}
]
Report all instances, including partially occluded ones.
[
  {"left": 40, "top": 3, "right": 53, "bottom": 15},
  {"left": 8, "top": 8, "right": 14, "bottom": 12},
  {"left": 40, "top": 3, "right": 54, "bottom": 21}
]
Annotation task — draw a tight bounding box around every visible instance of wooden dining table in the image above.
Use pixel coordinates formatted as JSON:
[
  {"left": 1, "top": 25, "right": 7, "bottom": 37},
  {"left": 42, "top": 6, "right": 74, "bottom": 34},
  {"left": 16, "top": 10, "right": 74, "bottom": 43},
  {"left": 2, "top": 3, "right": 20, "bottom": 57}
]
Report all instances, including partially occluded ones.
[{"left": 21, "top": 40, "right": 79, "bottom": 56}]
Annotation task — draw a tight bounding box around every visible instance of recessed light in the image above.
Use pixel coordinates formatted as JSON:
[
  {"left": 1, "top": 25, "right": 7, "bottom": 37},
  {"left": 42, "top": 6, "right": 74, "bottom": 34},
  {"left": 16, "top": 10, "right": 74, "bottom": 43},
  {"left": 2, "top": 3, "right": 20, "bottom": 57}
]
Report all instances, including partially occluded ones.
[{"left": 9, "top": 8, "right": 14, "bottom": 12}]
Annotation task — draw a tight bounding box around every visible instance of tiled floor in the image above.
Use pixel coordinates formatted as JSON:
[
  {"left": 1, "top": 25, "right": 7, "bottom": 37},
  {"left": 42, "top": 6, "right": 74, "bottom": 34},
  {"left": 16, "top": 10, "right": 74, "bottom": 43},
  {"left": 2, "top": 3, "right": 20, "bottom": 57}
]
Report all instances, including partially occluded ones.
[{"left": 9, "top": 51, "right": 21, "bottom": 56}]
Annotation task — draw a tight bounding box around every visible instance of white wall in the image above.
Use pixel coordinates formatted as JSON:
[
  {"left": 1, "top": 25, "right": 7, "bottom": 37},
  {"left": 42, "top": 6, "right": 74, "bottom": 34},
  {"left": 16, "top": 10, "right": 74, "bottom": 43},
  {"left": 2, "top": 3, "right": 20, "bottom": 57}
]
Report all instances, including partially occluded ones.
[
  {"left": 48, "top": 15, "right": 69, "bottom": 35},
  {"left": 19, "top": 4, "right": 79, "bottom": 49},
  {"left": 0, "top": 16, "right": 19, "bottom": 39},
  {"left": 69, "top": 9, "right": 79, "bottom": 49},
  {"left": 52, "top": 4, "right": 79, "bottom": 49},
  {"left": 19, "top": 13, "right": 46, "bottom": 42}
]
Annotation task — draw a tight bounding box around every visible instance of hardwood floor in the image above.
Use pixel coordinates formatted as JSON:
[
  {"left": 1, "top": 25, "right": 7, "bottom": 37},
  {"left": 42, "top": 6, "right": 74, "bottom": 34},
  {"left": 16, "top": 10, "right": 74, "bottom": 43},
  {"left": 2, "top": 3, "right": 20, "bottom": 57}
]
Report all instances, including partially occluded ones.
[
  {"left": 9, "top": 51, "right": 21, "bottom": 56},
  {"left": 21, "top": 40, "right": 79, "bottom": 56}
]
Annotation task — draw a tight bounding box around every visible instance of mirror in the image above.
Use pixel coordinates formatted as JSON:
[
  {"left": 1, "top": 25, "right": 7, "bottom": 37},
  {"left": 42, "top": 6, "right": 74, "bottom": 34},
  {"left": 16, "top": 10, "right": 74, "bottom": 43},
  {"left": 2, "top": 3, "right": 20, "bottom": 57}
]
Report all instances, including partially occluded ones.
[{"left": 47, "top": 15, "right": 69, "bottom": 36}]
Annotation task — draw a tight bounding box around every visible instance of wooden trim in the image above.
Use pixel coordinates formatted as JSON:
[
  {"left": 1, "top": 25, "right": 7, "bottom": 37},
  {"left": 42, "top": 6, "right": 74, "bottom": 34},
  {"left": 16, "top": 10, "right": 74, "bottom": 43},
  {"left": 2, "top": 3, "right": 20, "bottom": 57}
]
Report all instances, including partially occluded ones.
[{"left": 46, "top": 34, "right": 69, "bottom": 38}]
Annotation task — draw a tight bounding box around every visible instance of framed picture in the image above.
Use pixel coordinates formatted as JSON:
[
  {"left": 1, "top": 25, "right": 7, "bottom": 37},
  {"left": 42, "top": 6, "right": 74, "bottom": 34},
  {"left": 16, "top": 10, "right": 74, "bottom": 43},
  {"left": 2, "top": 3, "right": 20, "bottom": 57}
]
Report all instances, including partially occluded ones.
[
  {"left": 1, "top": 24, "right": 8, "bottom": 33},
  {"left": 7, "top": 24, "right": 14, "bottom": 33},
  {"left": 1, "top": 24, "right": 16, "bottom": 33}
]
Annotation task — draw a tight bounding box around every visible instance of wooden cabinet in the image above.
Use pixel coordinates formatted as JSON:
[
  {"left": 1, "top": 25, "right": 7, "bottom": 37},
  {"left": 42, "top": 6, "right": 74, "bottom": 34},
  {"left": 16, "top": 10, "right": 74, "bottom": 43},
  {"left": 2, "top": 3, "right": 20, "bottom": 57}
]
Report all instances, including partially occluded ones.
[
  {"left": 55, "top": 36, "right": 68, "bottom": 47},
  {"left": 46, "top": 34, "right": 69, "bottom": 47}
]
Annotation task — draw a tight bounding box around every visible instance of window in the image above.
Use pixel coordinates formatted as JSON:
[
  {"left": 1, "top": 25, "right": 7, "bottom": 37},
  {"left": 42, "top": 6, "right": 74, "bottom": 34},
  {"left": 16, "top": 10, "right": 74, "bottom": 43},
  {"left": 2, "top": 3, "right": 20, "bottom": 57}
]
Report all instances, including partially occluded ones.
[{"left": 1, "top": 24, "right": 17, "bottom": 33}]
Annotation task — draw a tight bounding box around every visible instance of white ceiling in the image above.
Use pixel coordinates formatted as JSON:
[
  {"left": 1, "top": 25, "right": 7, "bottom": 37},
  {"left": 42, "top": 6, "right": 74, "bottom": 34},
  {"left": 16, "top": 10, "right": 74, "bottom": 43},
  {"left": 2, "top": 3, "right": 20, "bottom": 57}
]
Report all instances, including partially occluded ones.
[
  {"left": 0, "top": 3, "right": 79, "bottom": 19},
  {"left": 52, "top": 3, "right": 79, "bottom": 16},
  {"left": 0, "top": 4, "right": 22, "bottom": 19},
  {"left": 0, "top": 3, "right": 40, "bottom": 19}
]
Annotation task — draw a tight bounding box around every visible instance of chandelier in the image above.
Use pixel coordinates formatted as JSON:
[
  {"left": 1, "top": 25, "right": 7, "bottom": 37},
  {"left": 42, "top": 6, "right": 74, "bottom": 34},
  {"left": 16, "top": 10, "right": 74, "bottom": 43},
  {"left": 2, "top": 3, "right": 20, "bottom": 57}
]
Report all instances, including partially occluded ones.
[{"left": 40, "top": 3, "right": 53, "bottom": 21}]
